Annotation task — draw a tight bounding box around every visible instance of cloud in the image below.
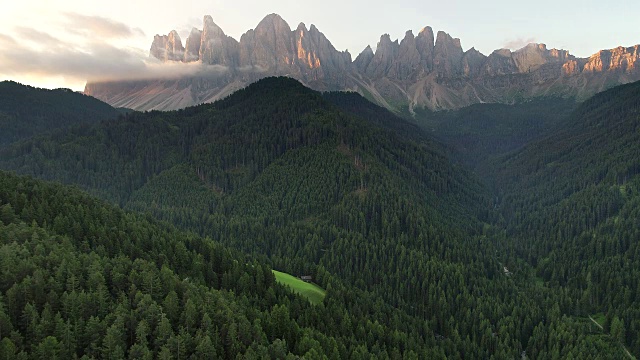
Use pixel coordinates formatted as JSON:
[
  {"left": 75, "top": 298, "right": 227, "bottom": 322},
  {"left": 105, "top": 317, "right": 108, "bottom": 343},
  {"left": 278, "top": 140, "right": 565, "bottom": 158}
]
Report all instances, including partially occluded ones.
[
  {"left": 14, "top": 27, "right": 64, "bottom": 47},
  {"left": 0, "top": 34, "right": 16, "bottom": 46},
  {"left": 0, "top": 13, "right": 236, "bottom": 87},
  {"left": 503, "top": 37, "right": 537, "bottom": 50},
  {"left": 237, "top": 65, "right": 268, "bottom": 73},
  {"left": 64, "top": 12, "right": 145, "bottom": 39},
  {"left": 0, "top": 37, "right": 231, "bottom": 84},
  {"left": 177, "top": 17, "right": 205, "bottom": 39},
  {"left": 0, "top": 12, "right": 248, "bottom": 90}
]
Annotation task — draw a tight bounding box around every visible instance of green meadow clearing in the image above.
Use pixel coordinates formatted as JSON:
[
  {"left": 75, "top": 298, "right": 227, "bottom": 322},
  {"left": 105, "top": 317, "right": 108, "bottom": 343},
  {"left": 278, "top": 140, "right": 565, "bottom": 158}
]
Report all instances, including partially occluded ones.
[{"left": 272, "top": 270, "right": 326, "bottom": 304}]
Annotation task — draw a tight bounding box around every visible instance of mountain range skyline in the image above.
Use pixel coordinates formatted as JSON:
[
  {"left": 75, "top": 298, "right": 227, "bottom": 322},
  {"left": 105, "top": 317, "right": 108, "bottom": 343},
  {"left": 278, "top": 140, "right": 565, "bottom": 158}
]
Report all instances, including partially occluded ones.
[
  {"left": 1, "top": 1, "right": 639, "bottom": 91},
  {"left": 84, "top": 13, "right": 640, "bottom": 113}
]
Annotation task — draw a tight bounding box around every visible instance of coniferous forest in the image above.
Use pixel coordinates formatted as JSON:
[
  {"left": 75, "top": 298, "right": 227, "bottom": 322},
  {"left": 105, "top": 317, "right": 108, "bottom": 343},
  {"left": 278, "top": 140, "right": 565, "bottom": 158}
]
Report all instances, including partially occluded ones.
[{"left": 0, "top": 77, "right": 639, "bottom": 358}]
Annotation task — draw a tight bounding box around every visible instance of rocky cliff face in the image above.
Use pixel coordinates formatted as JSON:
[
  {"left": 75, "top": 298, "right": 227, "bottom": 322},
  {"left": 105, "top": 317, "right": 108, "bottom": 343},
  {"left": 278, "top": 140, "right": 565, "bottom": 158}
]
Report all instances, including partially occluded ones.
[
  {"left": 199, "top": 15, "right": 239, "bottom": 66},
  {"left": 433, "top": 31, "right": 464, "bottom": 78},
  {"left": 87, "top": 13, "right": 640, "bottom": 113},
  {"left": 583, "top": 45, "right": 640, "bottom": 73},
  {"left": 149, "top": 30, "right": 185, "bottom": 62},
  {"left": 462, "top": 48, "right": 486, "bottom": 77},
  {"left": 184, "top": 28, "right": 202, "bottom": 62},
  {"left": 353, "top": 45, "right": 374, "bottom": 73},
  {"left": 239, "top": 14, "right": 297, "bottom": 72}
]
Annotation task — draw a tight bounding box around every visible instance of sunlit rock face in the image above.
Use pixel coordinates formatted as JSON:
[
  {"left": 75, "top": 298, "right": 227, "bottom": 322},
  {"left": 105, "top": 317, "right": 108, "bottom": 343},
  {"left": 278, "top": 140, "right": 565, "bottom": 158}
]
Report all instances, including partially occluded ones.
[
  {"left": 512, "top": 43, "right": 571, "bottom": 73},
  {"left": 294, "top": 23, "right": 352, "bottom": 81},
  {"left": 239, "top": 13, "right": 297, "bottom": 72},
  {"left": 87, "top": 13, "right": 640, "bottom": 112},
  {"left": 583, "top": 45, "right": 640, "bottom": 73}
]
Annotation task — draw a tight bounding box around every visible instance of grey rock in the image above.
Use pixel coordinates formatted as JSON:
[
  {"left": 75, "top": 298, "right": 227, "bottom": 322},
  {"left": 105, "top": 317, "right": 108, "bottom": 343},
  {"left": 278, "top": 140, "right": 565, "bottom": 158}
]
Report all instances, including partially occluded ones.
[
  {"left": 387, "top": 30, "right": 421, "bottom": 80},
  {"left": 184, "top": 28, "right": 202, "bottom": 62},
  {"left": 199, "top": 15, "right": 238, "bottom": 66},
  {"left": 433, "top": 31, "right": 464, "bottom": 78},
  {"left": 150, "top": 30, "right": 184, "bottom": 62},
  {"left": 366, "top": 34, "right": 399, "bottom": 78},
  {"left": 239, "top": 13, "right": 296, "bottom": 73},
  {"left": 462, "top": 48, "right": 486, "bottom": 77},
  {"left": 354, "top": 45, "right": 374, "bottom": 73},
  {"left": 482, "top": 49, "right": 518, "bottom": 76},
  {"left": 416, "top": 26, "right": 435, "bottom": 73}
]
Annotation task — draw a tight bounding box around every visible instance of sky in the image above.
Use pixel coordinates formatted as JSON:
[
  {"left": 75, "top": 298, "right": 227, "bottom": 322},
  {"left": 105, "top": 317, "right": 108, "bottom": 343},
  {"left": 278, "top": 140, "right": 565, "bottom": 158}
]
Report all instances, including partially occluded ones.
[{"left": 1, "top": 0, "right": 639, "bottom": 91}]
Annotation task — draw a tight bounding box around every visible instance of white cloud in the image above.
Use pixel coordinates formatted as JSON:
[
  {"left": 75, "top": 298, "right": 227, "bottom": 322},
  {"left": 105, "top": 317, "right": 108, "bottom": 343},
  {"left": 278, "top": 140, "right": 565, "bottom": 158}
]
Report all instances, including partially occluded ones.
[
  {"left": 63, "top": 12, "right": 146, "bottom": 39},
  {"left": 0, "top": 36, "right": 231, "bottom": 84},
  {"left": 0, "top": 34, "right": 16, "bottom": 46},
  {"left": 0, "top": 12, "right": 237, "bottom": 90},
  {"left": 14, "top": 27, "right": 65, "bottom": 47},
  {"left": 503, "top": 37, "right": 537, "bottom": 50}
]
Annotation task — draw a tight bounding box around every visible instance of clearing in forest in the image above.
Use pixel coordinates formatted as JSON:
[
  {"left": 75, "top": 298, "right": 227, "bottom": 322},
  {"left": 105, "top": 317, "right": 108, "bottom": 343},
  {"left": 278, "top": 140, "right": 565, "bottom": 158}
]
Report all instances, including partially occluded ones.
[{"left": 272, "top": 270, "right": 326, "bottom": 304}]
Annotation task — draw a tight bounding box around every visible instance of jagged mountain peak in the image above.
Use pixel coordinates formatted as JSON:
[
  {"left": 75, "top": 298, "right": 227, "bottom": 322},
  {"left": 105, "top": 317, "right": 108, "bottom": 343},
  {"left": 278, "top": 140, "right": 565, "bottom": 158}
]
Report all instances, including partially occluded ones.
[
  {"left": 435, "top": 31, "right": 462, "bottom": 48},
  {"left": 184, "top": 27, "right": 202, "bottom": 62},
  {"left": 418, "top": 26, "right": 434, "bottom": 38},
  {"left": 150, "top": 30, "right": 184, "bottom": 62},
  {"left": 510, "top": 43, "right": 573, "bottom": 72},
  {"left": 202, "top": 15, "right": 225, "bottom": 35},
  {"left": 199, "top": 14, "right": 237, "bottom": 66},
  {"left": 493, "top": 48, "right": 512, "bottom": 57},
  {"left": 433, "top": 30, "right": 464, "bottom": 77},
  {"left": 354, "top": 45, "right": 375, "bottom": 72},
  {"left": 256, "top": 13, "right": 292, "bottom": 32}
]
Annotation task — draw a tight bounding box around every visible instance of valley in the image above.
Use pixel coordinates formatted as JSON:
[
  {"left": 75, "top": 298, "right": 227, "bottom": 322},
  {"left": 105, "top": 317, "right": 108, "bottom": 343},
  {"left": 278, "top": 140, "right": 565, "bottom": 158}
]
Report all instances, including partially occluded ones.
[{"left": 0, "top": 76, "right": 639, "bottom": 358}]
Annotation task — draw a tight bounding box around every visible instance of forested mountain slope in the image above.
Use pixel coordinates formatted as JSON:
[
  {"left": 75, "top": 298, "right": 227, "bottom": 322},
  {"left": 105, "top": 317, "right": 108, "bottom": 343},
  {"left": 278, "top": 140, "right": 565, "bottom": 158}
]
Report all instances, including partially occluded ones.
[
  {"left": 415, "top": 97, "right": 579, "bottom": 171},
  {"left": 0, "top": 170, "right": 478, "bottom": 359},
  {"left": 489, "top": 80, "right": 640, "bottom": 356},
  {"left": 0, "top": 77, "right": 631, "bottom": 358},
  {"left": 0, "top": 81, "right": 122, "bottom": 146}
]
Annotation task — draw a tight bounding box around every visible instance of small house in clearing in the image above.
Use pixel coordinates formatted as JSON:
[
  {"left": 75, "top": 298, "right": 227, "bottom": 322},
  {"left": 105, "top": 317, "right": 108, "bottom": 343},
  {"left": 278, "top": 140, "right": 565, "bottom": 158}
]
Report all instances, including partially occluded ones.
[{"left": 300, "top": 275, "right": 313, "bottom": 282}]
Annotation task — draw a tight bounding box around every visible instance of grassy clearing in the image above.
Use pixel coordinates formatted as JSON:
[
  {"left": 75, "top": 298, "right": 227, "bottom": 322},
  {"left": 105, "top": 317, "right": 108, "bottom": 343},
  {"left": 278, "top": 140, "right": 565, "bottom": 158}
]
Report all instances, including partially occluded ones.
[{"left": 272, "top": 270, "right": 326, "bottom": 305}]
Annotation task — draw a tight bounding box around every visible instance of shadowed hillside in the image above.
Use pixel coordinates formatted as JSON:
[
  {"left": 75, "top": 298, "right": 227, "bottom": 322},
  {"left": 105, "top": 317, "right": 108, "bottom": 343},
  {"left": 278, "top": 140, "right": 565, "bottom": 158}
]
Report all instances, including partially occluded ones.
[{"left": 0, "top": 81, "right": 122, "bottom": 146}]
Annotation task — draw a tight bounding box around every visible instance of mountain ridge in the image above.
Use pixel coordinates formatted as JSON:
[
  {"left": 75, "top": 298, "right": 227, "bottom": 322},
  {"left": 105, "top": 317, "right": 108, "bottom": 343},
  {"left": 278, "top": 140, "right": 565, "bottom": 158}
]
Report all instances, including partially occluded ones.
[
  {"left": 85, "top": 13, "right": 640, "bottom": 113},
  {"left": 0, "top": 80, "right": 121, "bottom": 146}
]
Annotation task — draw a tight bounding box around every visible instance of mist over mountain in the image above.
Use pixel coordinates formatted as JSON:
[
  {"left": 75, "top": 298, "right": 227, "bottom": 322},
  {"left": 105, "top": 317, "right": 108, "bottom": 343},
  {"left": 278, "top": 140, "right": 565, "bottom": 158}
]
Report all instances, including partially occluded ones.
[{"left": 85, "top": 13, "right": 640, "bottom": 113}]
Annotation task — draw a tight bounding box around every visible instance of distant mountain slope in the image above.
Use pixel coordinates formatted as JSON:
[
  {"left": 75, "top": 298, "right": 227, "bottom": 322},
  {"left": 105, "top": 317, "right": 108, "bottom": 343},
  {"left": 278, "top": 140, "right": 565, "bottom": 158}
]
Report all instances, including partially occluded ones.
[
  {"left": 0, "top": 81, "right": 122, "bottom": 146},
  {"left": 415, "top": 97, "right": 579, "bottom": 171},
  {"left": 490, "top": 80, "right": 640, "bottom": 356},
  {"left": 84, "top": 13, "right": 640, "bottom": 113}
]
